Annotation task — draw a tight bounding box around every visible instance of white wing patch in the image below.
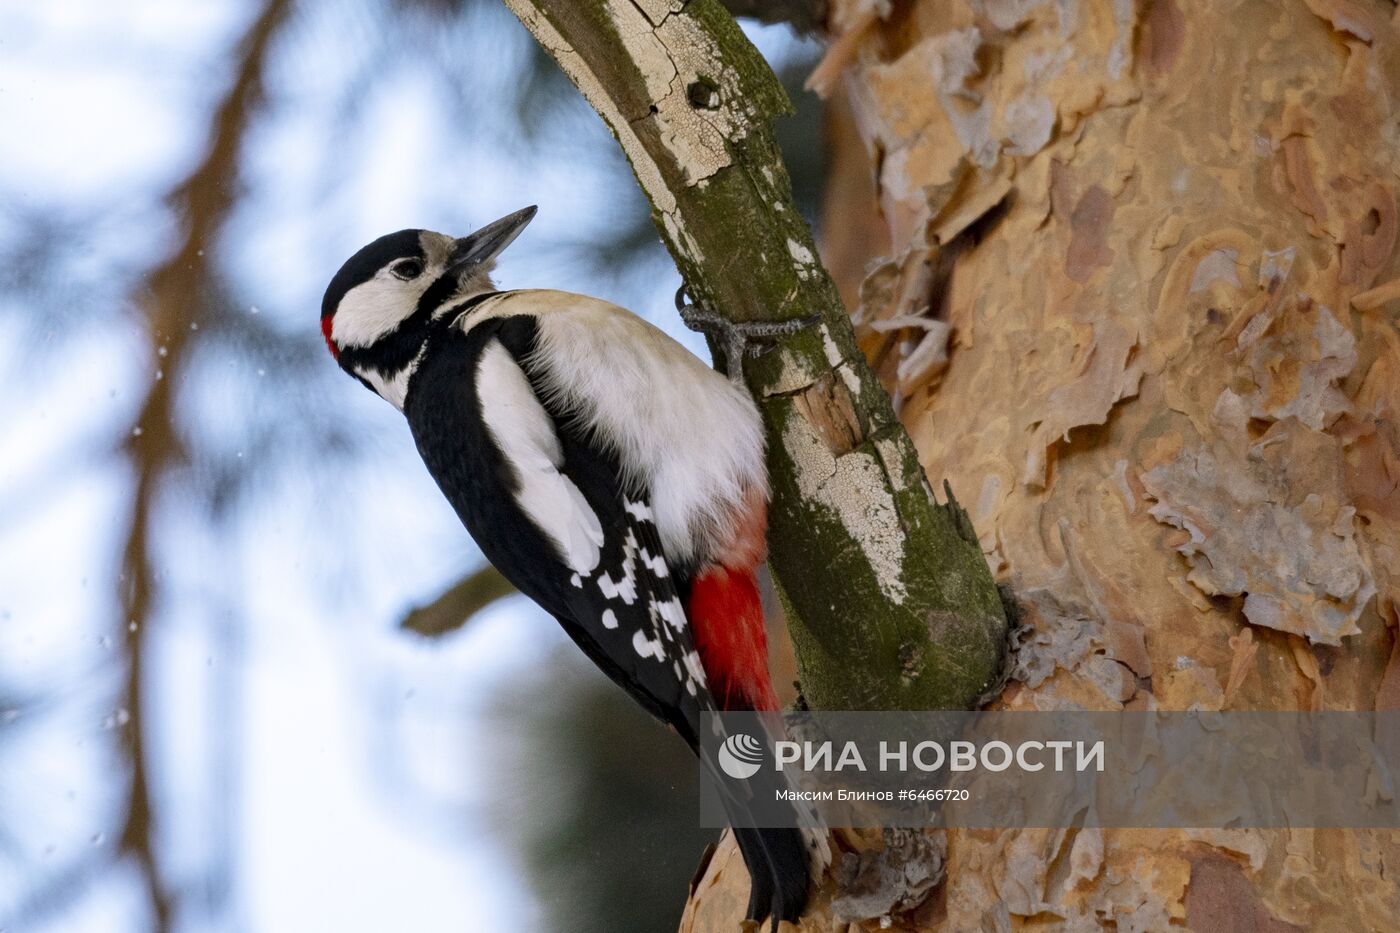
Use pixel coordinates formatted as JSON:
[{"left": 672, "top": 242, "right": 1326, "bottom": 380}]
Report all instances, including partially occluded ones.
[{"left": 477, "top": 340, "right": 603, "bottom": 575}]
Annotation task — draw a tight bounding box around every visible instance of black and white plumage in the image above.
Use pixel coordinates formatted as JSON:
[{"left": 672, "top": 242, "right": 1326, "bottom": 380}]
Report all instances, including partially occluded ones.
[
  {"left": 320, "top": 207, "right": 821, "bottom": 926},
  {"left": 407, "top": 301, "right": 716, "bottom": 732}
]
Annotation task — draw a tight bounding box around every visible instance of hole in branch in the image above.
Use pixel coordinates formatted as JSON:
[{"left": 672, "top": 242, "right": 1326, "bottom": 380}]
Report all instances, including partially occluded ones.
[{"left": 687, "top": 77, "right": 720, "bottom": 109}]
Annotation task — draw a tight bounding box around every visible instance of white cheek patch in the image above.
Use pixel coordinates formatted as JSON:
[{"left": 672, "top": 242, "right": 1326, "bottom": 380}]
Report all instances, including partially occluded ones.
[
  {"left": 333, "top": 275, "right": 429, "bottom": 348},
  {"left": 477, "top": 340, "right": 604, "bottom": 574}
]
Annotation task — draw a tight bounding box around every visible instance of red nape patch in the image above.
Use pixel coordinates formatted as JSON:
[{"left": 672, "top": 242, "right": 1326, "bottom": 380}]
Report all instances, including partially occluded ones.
[
  {"left": 688, "top": 566, "right": 779, "bottom": 712},
  {"left": 321, "top": 316, "right": 339, "bottom": 361}
]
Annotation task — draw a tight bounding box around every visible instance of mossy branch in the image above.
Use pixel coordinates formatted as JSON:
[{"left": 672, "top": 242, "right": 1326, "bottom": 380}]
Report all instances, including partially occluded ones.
[{"left": 501, "top": 0, "right": 1007, "bottom": 711}]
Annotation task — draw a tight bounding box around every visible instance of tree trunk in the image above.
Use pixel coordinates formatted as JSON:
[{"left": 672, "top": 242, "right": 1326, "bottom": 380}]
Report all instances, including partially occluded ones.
[{"left": 686, "top": 0, "right": 1400, "bottom": 928}]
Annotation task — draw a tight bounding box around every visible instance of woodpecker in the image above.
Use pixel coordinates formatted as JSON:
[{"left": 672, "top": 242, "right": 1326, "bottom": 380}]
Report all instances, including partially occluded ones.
[{"left": 321, "top": 206, "right": 820, "bottom": 926}]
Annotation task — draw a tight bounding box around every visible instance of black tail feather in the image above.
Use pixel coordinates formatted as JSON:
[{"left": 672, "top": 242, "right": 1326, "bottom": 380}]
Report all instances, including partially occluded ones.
[
  {"left": 743, "top": 826, "right": 811, "bottom": 925},
  {"left": 682, "top": 711, "right": 816, "bottom": 926},
  {"left": 733, "top": 828, "right": 774, "bottom": 921},
  {"left": 723, "top": 805, "right": 811, "bottom": 927}
]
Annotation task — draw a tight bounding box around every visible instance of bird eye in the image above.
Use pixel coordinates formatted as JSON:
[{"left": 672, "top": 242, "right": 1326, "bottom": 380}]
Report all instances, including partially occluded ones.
[{"left": 390, "top": 258, "right": 424, "bottom": 280}]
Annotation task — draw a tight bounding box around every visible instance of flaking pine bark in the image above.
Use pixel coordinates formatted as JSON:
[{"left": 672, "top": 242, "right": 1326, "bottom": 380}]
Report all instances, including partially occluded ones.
[
  {"left": 511, "top": 0, "right": 1400, "bottom": 930},
  {"left": 806, "top": 0, "right": 1398, "bottom": 930}
]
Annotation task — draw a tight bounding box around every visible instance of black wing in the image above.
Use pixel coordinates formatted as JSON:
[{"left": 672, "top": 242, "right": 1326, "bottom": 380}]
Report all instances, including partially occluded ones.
[{"left": 404, "top": 312, "right": 711, "bottom": 744}]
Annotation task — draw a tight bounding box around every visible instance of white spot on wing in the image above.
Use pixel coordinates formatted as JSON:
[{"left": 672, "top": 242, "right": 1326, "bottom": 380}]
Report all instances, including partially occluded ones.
[
  {"left": 602, "top": 609, "right": 618, "bottom": 630},
  {"left": 632, "top": 630, "right": 664, "bottom": 661},
  {"left": 656, "top": 596, "right": 687, "bottom": 633},
  {"left": 639, "top": 548, "right": 669, "bottom": 578},
  {"left": 683, "top": 650, "right": 707, "bottom": 691},
  {"left": 597, "top": 531, "right": 640, "bottom": 605}
]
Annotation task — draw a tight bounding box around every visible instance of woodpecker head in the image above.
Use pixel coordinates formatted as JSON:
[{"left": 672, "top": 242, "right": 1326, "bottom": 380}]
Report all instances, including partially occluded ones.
[{"left": 320, "top": 205, "right": 536, "bottom": 407}]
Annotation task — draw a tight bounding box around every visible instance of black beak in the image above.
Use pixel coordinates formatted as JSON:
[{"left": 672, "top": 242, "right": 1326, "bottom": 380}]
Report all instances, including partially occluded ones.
[{"left": 447, "top": 205, "right": 537, "bottom": 276}]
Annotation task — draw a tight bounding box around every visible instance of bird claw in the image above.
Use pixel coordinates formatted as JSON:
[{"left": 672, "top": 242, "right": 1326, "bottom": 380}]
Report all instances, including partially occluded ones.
[{"left": 675, "top": 285, "right": 821, "bottom": 387}]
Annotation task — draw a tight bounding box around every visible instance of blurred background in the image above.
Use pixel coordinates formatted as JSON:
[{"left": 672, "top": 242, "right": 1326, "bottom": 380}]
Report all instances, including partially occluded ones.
[{"left": 0, "top": 1, "right": 825, "bottom": 930}]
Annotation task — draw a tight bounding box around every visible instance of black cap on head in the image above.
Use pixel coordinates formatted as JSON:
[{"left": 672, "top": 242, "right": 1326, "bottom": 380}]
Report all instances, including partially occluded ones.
[{"left": 321, "top": 229, "right": 425, "bottom": 321}]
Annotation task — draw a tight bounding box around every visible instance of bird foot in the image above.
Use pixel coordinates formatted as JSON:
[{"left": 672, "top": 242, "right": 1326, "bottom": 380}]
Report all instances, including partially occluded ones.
[{"left": 676, "top": 286, "right": 820, "bottom": 388}]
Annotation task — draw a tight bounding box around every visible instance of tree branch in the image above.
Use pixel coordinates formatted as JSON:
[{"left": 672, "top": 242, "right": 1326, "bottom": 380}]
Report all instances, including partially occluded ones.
[
  {"left": 400, "top": 565, "right": 518, "bottom": 636},
  {"left": 115, "top": 2, "right": 290, "bottom": 928},
  {"left": 501, "top": 0, "right": 1007, "bottom": 711}
]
